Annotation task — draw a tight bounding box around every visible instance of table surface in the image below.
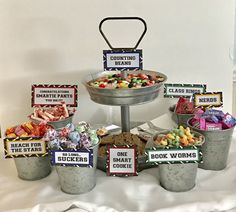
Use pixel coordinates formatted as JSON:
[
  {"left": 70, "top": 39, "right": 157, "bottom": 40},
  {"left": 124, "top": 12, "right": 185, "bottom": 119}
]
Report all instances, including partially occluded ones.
[{"left": 1, "top": 114, "right": 236, "bottom": 212}]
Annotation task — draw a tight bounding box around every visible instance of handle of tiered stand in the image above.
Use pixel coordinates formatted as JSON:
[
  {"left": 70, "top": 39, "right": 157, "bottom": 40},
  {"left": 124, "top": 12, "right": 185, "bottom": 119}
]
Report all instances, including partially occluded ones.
[
  {"left": 99, "top": 17, "right": 147, "bottom": 132},
  {"left": 99, "top": 16, "right": 147, "bottom": 51}
]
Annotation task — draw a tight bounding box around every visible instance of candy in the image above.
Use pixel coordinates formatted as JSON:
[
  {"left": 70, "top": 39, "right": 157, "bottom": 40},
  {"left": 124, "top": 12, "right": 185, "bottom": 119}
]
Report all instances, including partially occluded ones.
[
  {"left": 44, "top": 128, "right": 58, "bottom": 141},
  {"left": 205, "top": 122, "right": 222, "bottom": 131},
  {"left": 59, "top": 127, "right": 71, "bottom": 137},
  {"left": 96, "top": 127, "right": 108, "bottom": 137},
  {"left": 175, "top": 97, "right": 195, "bottom": 114},
  {"left": 66, "top": 141, "right": 77, "bottom": 150},
  {"left": 89, "top": 72, "right": 165, "bottom": 89},
  {"left": 204, "top": 109, "right": 224, "bottom": 119},
  {"left": 190, "top": 109, "right": 236, "bottom": 130},
  {"left": 44, "top": 121, "right": 99, "bottom": 150},
  {"left": 29, "top": 102, "right": 75, "bottom": 123},
  {"left": 7, "top": 133, "right": 17, "bottom": 138},
  {"left": 222, "top": 113, "right": 236, "bottom": 129},
  {"left": 68, "top": 131, "right": 80, "bottom": 144},
  {"left": 66, "top": 123, "right": 75, "bottom": 132},
  {"left": 48, "top": 138, "right": 60, "bottom": 149},
  {"left": 90, "top": 134, "right": 99, "bottom": 145},
  {"left": 154, "top": 126, "right": 203, "bottom": 147},
  {"left": 75, "top": 125, "right": 86, "bottom": 133},
  {"left": 5, "top": 122, "right": 51, "bottom": 138},
  {"left": 80, "top": 133, "right": 91, "bottom": 149},
  {"left": 14, "top": 126, "right": 26, "bottom": 137}
]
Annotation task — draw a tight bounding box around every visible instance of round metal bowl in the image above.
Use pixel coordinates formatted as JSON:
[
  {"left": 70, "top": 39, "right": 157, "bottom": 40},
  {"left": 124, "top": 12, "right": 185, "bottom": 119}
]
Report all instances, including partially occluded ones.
[{"left": 83, "top": 70, "right": 167, "bottom": 106}]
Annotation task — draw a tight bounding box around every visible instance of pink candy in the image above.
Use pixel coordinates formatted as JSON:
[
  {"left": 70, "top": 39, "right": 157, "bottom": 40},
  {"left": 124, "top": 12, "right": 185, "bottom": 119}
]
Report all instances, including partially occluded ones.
[{"left": 30, "top": 102, "right": 74, "bottom": 122}]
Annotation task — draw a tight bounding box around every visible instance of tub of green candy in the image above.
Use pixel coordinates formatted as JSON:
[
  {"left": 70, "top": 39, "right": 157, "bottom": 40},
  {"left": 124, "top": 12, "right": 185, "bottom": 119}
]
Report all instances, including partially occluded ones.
[{"left": 152, "top": 126, "right": 204, "bottom": 192}]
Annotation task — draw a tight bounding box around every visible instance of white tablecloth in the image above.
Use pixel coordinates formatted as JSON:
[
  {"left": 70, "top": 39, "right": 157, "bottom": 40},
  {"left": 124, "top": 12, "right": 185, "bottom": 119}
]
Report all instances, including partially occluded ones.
[{"left": 1, "top": 114, "right": 236, "bottom": 212}]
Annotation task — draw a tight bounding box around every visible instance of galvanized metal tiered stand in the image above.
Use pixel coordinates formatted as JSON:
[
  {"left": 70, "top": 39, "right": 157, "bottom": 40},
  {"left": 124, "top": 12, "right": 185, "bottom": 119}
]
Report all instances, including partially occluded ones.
[{"left": 84, "top": 17, "right": 167, "bottom": 132}]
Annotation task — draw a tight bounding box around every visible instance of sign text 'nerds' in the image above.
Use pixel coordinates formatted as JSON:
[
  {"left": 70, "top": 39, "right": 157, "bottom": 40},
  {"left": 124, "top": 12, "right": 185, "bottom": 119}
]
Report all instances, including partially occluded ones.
[
  {"left": 108, "top": 146, "right": 137, "bottom": 176},
  {"left": 194, "top": 92, "right": 223, "bottom": 108}
]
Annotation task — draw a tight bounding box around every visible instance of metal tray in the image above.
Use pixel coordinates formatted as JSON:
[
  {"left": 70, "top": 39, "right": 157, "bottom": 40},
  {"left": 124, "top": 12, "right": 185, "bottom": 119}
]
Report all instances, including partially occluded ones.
[{"left": 83, "top": 70, "right": 167, "bottom": 106}]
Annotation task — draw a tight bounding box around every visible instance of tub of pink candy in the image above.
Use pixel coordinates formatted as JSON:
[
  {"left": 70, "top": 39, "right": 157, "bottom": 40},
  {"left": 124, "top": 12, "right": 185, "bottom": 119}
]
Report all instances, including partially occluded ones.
[
  {"left": 29, "top": 102, "right": 75, "bottom": 129},
  {"left": 171, "top": 97, "right": 196, "bottom": 127},
  {"left": 43, "top": 121, "right": 100, "bottom": 194},
  {"left": 188, "top": 109, "right": 236, "bottom": 170}
]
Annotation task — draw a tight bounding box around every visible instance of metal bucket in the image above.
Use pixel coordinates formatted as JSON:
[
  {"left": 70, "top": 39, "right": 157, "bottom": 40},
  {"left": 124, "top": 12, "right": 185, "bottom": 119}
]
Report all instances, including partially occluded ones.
[
  {"left": 47, "top": 115, "right": 73, "bottom": 129},
  {"left": 188, "top": 118, "right": 235, "bottom": 170},
  {"left": 55, "top": 142, "right": 100, "bottom": 194},
  {"left": 83, "top": 70, "right": 167, "bottom": 106},
  {"left": 153, "top": 130, "right": 204, "bottom": 192},
  {"left": 175, "top": 113, "right": 195, "bottom": 128},
  {"left": 14, "top": 156, "right": 51, "bottom": 180},
  {"left": 159, "top": 163, "right": 198, "bottom": 192},
  {"left": 169, "top": 104, "right": 194, "bottom": 127}
]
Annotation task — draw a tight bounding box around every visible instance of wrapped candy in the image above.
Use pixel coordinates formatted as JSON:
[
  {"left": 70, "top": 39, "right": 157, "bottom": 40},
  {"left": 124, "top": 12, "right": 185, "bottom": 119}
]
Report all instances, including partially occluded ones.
[
  {"left": 68, "top": 131, "right": 80, "bottom": 144},
  {"left": 222, "top": 113, "right": 236, "bottom": 129},
  {"left": 190, "top": 109, "right": 236, "bottom": 131},
  {"left": 59, "top": 127, "right": 71, "bottom": 137},
  {"left": 5, "top": 122, "right": 51, "bottom": 138},
  {"left": 80, "top": 133, "right": 91, "bottom": 149},
  {"left": 29, "top": 102, "right": 75, "bottom": 123},
  {"left": 44, "top": 129, "right": 58, "bottom": 141},
  {"left": 48, "top": 138, "right": 60, "bottom": 149},
  {"left": 175, "top": 97, "right": 195, "bottom": 114},
  {"left": 43, "top": 121, "right": 100, "bottom": 150},
  {"left": 66, "top": 123, "right": 75, "bottom": 132}
]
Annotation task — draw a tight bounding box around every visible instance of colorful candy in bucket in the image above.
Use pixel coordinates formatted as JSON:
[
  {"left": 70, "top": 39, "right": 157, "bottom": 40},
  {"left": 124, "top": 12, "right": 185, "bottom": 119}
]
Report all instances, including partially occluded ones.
[
  {"left": 29, "top": 102, "right": 75, "bottom": 129},
  {"left": 44, "top": 122, "right": 100, "bottom": 194},
  {"left": 4, "top": 122, "right": 52, "bottom": 180},
  {"left": 153, "top": 126, "right": 204, "bottom": 192},
  {"left": 172, "top": 97, "right": 196, "bottom": 127},
  {"left": 188, "top": 109, "right": 236, "bottom": 170},
  {"left": 190, "top": 109, "right": 236, "bottom": 131}
]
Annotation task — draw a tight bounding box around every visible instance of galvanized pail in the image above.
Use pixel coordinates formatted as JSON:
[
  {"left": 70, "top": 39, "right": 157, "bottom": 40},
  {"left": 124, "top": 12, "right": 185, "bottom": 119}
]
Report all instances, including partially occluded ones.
[
  {"left": 175, "top": 113, "right": 195, "bottom": 128},
  {"left": 153, "top": 131, "right": 204, "bottom": 192},
  {"left": 188, "top": 118, "right": 235, "bottom": 170},
  {"left": 55, "top": 142, "right": 100, "bottom": 194},
  {"left": 159, "top": 163, "right": 198, "bottom": 192},
  {"left": 47, "top": 115, "right": 73, "bottom": 129},
  {"left": 14, "top": 156, "right": 51, "bottom": 180},
  {"left": 169, "top": 105, "right": 194, "bottom": 127}
]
